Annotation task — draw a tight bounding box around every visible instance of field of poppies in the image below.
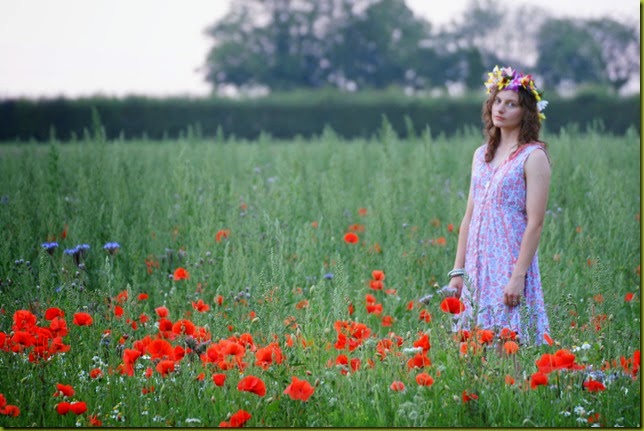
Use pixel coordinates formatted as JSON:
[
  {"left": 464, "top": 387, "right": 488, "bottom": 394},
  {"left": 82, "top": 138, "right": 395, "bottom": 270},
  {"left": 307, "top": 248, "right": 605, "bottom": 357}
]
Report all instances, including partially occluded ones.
[{"left": 0, "top": 125, "right": 640, "bottom": 427}]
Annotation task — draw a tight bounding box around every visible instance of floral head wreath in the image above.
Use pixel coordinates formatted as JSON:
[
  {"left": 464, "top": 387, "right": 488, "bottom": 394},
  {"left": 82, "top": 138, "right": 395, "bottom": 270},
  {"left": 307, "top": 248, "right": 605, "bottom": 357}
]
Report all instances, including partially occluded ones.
[{"left": 484, "top": 65, "right": 548, "bottom": 121}]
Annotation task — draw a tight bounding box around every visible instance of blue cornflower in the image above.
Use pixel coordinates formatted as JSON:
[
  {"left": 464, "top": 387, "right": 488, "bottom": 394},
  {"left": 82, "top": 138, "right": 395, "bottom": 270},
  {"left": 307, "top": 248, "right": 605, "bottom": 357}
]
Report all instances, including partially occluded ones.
[
  {"left": 103, "top": 242, "right": 120, "bottom": 255},
  {"left": 323, "top": 273, "right": 334, "bottom": 280},
  {"left": 41, "top": 242, "right": 59, "bottom": 255},
  {"left": 64, "top": 244, "right": 90, "bottom": 266}
]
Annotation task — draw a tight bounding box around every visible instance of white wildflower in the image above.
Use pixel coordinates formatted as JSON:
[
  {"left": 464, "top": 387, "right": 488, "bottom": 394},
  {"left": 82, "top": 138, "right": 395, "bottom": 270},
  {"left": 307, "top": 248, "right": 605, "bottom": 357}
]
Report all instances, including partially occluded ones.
[{"left": 537, "top": 100, "right": 549, "bottom": 112}]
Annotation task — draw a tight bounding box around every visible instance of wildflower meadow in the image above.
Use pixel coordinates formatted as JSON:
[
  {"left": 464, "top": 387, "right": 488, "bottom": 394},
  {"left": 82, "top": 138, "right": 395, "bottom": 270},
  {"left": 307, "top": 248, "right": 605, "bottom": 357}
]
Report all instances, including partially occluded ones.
[{"left": 0, "top": 124, "right": 640, "bottom": 427}]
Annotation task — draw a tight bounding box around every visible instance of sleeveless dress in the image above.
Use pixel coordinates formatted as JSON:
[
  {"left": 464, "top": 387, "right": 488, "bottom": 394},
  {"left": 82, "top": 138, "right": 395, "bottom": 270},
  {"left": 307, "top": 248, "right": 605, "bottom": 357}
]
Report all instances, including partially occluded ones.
[{"left": 457, "top": 143, "right": 550, "bottom": 345}]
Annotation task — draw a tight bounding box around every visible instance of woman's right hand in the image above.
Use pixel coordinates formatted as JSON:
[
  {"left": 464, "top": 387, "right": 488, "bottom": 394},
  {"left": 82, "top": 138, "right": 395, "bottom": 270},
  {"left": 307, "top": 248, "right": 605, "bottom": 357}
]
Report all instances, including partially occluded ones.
[{"left": 448, "top": 276, "right": 464, "bottom": 299}]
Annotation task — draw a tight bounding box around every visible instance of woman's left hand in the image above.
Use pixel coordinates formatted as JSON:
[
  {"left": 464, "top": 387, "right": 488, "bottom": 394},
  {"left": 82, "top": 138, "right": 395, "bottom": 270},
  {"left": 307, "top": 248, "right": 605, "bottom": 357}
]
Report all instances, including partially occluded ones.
[{"left": 503, "top": 275, "right": 525, "bottom": 307}]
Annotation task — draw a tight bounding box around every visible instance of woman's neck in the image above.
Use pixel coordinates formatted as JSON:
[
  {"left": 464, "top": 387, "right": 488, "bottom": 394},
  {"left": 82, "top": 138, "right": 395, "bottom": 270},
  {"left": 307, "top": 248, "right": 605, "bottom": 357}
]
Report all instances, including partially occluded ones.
[{"left": 498, "top": 127, "right": 521, "bottom": 149}]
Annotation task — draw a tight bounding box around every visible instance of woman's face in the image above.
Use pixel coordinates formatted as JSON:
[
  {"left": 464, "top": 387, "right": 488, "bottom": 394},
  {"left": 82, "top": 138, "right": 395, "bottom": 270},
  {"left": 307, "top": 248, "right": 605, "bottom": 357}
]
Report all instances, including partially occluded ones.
[{"left": 491, "top": 90, "right": 523, "bottom": 131}]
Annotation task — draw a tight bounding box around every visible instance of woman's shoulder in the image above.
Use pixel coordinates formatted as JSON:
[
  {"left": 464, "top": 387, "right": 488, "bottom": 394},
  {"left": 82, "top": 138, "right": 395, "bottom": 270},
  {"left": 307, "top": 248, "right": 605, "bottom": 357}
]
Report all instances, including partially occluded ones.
[
  {"left": 522, "top": 142, "right": 551, "bottom": 165},
  {"left": 473, "top": 143, "right": 487, "bottom": 158}
]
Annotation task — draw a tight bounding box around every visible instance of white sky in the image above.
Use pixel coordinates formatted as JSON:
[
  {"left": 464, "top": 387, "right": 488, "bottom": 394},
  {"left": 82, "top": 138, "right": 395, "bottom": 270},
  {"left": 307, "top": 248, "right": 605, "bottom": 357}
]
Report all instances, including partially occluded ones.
[{"left": 0, "top": 0, "right": 639, "bottom": 98}]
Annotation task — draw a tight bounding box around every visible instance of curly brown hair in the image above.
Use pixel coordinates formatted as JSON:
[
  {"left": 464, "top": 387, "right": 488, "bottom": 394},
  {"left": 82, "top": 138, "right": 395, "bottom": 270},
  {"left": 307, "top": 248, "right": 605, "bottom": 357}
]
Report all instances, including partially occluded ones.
[{"left": 481, "top": 86, "right": 546, "bottom": 163}]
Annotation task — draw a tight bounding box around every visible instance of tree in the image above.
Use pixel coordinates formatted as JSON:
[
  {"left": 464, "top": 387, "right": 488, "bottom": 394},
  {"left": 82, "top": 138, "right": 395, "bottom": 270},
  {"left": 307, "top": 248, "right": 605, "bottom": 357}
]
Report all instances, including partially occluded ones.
[
  {"left": 535, "top": 19, "right": 606, "bottom": 90},
  {"left": 203, "top": 0, "right": 431, "bottom": 92},
  {"left": 324, "top": 0, "right": 430, "bottom": 89},
  {"left": 585, "top": 18, "right": 640, "bottom": 92}
]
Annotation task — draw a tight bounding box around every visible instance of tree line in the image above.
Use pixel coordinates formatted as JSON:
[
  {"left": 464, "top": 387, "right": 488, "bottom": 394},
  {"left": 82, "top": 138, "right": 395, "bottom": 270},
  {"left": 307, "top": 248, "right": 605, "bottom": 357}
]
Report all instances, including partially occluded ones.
[{"left": 202, "top": 0, "right": 639, "bottom": 95}]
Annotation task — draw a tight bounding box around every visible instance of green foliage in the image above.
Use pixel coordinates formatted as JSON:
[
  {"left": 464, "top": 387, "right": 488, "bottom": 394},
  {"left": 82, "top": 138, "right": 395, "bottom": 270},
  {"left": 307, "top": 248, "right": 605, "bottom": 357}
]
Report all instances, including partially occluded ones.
[
  {"left": 0, "top": 91, "right": 639, "bottom": 142},
  {"left": 0, "top": 129, "right": 639, "bottom": 427},
  {"left": 201, "top": 0, "right": 638, "bottom": 93}
]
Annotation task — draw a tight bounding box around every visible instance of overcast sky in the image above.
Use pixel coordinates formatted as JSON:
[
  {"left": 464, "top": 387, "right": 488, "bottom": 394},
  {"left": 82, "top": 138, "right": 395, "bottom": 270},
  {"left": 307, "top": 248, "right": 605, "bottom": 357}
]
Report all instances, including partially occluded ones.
[{"left": 0, "top": 0, "right": 639, "bottom": 98}]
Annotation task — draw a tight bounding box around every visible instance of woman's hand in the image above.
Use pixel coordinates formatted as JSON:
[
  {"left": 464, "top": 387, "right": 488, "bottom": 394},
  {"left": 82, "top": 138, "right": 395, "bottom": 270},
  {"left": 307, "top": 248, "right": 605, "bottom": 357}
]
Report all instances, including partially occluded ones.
[
  {"left": 448, "top": 275, "right": 464, "bottom": 299},
  {"left": 503, "top": 275, "right": 525, "bottom": 307}
]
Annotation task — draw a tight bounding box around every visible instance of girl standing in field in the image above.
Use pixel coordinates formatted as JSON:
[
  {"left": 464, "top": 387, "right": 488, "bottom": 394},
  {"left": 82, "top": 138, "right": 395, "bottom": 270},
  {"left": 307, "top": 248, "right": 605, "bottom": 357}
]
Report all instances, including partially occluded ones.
[{"left": 448, "top": 66, "right": 551, "bottom": 346}]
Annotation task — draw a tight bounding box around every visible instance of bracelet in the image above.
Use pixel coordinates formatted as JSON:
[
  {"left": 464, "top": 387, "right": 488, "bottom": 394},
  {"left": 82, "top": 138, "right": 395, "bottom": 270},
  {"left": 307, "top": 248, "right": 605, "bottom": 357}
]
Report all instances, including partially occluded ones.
[{"left": 447, "top": 269, "right": 465, "bottom": 278}]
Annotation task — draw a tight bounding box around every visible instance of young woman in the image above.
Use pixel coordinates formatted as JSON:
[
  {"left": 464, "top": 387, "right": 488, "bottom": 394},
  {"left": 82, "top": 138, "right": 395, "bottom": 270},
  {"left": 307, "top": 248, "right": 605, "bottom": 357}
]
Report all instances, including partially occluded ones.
[{"left": 448, "top": 66, "right": 551, "bottom": 345}]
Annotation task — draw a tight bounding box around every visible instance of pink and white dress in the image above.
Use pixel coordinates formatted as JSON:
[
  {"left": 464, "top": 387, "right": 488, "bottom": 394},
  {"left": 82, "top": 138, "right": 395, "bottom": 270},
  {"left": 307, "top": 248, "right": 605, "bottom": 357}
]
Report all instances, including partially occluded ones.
[{"left": 457, "top": 143, "right": 550, "bottom": 344}]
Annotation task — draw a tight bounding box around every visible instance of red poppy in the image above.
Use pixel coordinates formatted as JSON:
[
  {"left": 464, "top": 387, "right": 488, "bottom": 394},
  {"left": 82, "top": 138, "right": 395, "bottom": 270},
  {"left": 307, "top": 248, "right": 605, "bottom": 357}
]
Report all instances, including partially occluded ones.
[
  {"left": 543, "top": 333, "right": 554, "bottom": 346},
  {"left": 433, "top": 237, "right": 447, "bottom": 246},
  {"left": 415, "top": 373, "right": 434, "bottom": 387},
  {"left": 583, "top": 379, "right": 606, "bottom": 392},
  {"left": 283, "top": 376, "right": 315, "bottom": 401},
  {"left": 440, "top": 297, "right": 465, "bottom": 314},
  {"left": 213, "top": 373, "right": 226, "bottom": 387},
  {"left": 89, "top": 368, "right": 103, "bottom": 379},
  {"left": 505, "top": 375, "right": 515, "bottom": 385},
  {"left": 366, "top": 303, "right": 383, "bottom": 315},
  {"left": 53, "top": 383, "right": 74, "bottom": 398},
  {"left": 192, "top": 299, "right": 210, "bottom": 313},
  {"left": 407, "top": 352, "right": 431, "bottom": 369},
  {"left": 138, "top": 293, "right": 149, "bottom": 301},
  {"left": 155, "top": 306, "right": 169, "bottom": 318},
  {"left": 12, "top": 310, "right": 37, "bottom": 331},
  {"left": 369, "top": 280, "right": 383, "bottom": 290},
  {"left": 503, "top": 341, "right": 519, "bottom": 355},
  {"left": 343, "top": 232, "right": 359, "bottom": 244},
  {"left": 123, "top": 348, "right": 142, "bottom": 364},
  {"left": 358, "top": 207, "right": 368, "bottom": 216},
  {"left": 372, "top": 270, "right": 385, "bottom": 281},
  {"left": 173, "top": 267, "right": 190, "bottom": 281},
  {"left": 72, "top": 312, "right": 93, "bottom": 326},
  {"left": 44, "top": 307, "right": 65, "bottom": 320},
  {"left": 70, "top": 401, "right": 87, "bottom": 415},
  {"left": 215, "top": 229, "right": 230, "bottom": 242},
  {"left": 389, "top": 381, "right": 405, "bottom": 392},
  {"left": 172, "top": 319, "right": 196, "bottom": 336},
  {"left": 499, "top": 328, "right": 517, "bottom": 340},
  {"left": 254, "top": 343, "right": 284, "bottom": 369},
  {"left": 49, "top": 317, "right": 68, "bottom": 337},
  {"left": 476, "top": 329, "right": 495, "bottom": 345},
  {"left": 56, "top": 401, "right": 71, "bottom": 415},
  {"left": 413, "top": 333, "right": 431, "bottom": 352},
  {"left": 1, "top": 404, "right": 20, "bottom": 417},
  {"left": 237, "top": 375, "right": 266, "bottom": 397},
  {"left": 147, "top": 339, "right": 174, "bottom": 360},
  {"left": 230, "top": 409, "right": 252, "bottom": 427},
  {"left": 625, "top": 292, "right": 635, "bottom": 302},
  {"left": 587, "top": 413, "right": 601, "bottom": 424},
  {"left": 155, "top": 360, "right": 176, "bottom": 377},
  {"left": 419, "top": 309, "right": 431, "bottom": 322},
  {"left": 462, "top": 390, "right": 478, "bottom": 402},
  {"left": 381, "top": 315, "right": 394, "bottom": 327},
  {"left": 88, "top": 415, "right": 102, "bottom": 426},
  {"left": 158, "top": 318, "right": 173, "bottom": 332},
  {"left": 530, "top": 371, "right": 548, "bottom": 389},
  {"left": 348, "top": 223, "right": 365, "bottom": 233}
]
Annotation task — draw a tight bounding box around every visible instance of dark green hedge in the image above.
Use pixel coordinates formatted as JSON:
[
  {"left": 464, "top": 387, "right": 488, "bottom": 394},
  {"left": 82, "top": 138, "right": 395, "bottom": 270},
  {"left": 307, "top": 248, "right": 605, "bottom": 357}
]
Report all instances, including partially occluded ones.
[{"left": 0, "top": 92, "right": 639, "bottom": 142}]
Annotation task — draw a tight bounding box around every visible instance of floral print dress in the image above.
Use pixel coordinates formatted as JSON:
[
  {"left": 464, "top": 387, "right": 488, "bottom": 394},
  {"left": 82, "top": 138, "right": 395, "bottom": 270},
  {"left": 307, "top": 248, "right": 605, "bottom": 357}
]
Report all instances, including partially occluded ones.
[{"left": 457, "top": 143, "right": 550, "bottom": 345}]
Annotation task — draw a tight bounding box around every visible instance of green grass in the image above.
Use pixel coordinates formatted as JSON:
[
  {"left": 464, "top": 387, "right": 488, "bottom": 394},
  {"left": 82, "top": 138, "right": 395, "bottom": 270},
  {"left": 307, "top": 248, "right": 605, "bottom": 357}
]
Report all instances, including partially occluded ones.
[{"left": 0, "top": 125, "right": 640, "bottom": 427}]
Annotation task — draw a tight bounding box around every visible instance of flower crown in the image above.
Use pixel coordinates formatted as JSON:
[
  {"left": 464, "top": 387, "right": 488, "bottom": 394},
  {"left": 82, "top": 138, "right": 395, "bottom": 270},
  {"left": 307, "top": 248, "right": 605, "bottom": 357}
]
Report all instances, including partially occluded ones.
[{"left": 484, "top": 65, "right": 548, "bottom": 121}]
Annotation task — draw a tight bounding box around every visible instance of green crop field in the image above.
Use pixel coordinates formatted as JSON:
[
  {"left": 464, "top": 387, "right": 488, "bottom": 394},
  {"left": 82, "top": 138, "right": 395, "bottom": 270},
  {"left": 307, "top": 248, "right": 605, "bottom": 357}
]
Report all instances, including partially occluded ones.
[{"left": 0, "top": 125, "right": 640, "bottom": 427}]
